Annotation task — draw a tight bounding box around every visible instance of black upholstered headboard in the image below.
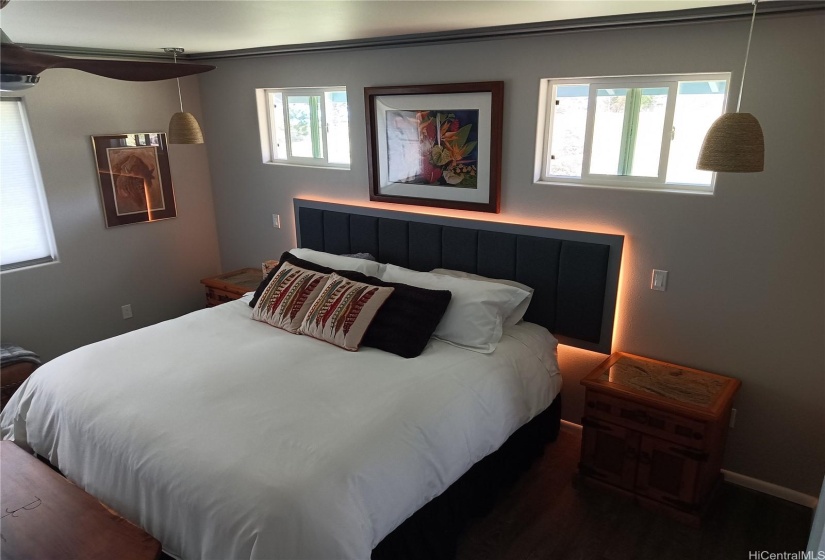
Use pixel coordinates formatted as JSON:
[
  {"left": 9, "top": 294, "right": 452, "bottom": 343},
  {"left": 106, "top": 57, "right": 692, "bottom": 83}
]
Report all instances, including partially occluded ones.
[{"left": 294, "top": 199, "right": 623, "bottom": 354}]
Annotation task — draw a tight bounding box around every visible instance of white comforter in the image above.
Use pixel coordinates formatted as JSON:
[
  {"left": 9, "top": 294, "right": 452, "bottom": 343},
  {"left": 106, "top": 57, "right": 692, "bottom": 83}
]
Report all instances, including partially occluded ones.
[{"left": 1, "top": 297, "right": 560, "bottom": 559}]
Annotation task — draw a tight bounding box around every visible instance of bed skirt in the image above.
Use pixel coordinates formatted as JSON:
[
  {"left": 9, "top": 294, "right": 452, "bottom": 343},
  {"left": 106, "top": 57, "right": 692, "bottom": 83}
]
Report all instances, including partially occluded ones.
[{"left": 372, "top": 394, "right": 562, "bottom": 560}]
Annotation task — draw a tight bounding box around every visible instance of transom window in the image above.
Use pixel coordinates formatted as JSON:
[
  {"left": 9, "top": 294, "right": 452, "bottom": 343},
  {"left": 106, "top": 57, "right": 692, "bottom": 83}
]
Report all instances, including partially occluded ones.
[
  {"left": 256, "top": 87, "right": 350, "bottom": 169},
  {"left": 0, "top": 98, "right": 57, "bottom": 271},
  {"left": 535, "top": 74, "right": 729, "bottom": 194}
]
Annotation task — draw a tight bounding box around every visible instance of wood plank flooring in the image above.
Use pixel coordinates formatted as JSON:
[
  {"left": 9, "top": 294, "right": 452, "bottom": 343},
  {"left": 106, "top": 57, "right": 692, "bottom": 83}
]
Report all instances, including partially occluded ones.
[{"left": 456, "top": 425, "right": 813, "bottom": 560}]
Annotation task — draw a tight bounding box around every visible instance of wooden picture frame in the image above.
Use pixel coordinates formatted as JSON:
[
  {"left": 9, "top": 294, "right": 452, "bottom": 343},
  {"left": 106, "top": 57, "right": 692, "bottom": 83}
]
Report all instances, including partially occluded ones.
[
  {"left": 365, "top": 82, "right": 503, "bottom": 213},
  {"left": 91, "top": 132, "right": 176, "bottom": 227}
]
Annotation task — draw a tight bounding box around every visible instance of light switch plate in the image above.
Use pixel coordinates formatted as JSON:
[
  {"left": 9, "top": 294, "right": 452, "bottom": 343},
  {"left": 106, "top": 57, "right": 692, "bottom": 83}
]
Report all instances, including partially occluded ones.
[{"left": 651, "top": 269, "right": 668, "bottom": 291}]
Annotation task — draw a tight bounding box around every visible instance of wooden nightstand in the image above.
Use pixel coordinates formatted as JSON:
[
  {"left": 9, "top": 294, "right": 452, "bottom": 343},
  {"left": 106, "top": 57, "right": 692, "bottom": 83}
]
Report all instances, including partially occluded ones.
[
  {"left": 200, "top": 268, "right": 266, "bottom": 307},
  {"left": 579, "top": 352, "right": 740, "bottom": 525}
]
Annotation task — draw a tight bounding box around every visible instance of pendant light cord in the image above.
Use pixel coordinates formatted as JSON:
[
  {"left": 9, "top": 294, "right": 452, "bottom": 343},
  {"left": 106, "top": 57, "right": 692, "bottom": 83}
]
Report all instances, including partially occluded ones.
[
  {"left": 737, "top": 0, "right": 758, "bottom": 112},
  {"left": 172, "top": 50, "right": 184, "bottom": 113}
]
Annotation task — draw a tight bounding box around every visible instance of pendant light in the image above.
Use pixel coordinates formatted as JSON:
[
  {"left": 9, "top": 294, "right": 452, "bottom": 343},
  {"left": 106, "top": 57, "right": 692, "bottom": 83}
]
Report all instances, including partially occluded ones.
[
  {"left": 164, "top": 47, "right": 204, "bottom": 144},
  {"left": 696, "top": 0, "right": 764, "bottom": 173}
]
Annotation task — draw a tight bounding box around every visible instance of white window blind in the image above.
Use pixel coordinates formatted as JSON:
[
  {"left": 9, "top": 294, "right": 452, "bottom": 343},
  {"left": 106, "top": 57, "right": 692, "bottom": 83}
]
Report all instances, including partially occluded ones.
[{"left": 1, "top": 98, "right": 57, "bottom": 270}]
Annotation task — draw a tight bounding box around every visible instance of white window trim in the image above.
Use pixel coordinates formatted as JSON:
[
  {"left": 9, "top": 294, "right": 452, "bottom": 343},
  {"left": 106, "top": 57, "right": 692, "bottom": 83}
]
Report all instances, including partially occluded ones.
[
  {"left": 1, "top": 97, "right": 58, "bottom": 272},
  {"left": 534, "top": 73, "right": 730, "bottom": 195},
  {"left": 255, "top": 86, "right": 350, "bottom": 170}
]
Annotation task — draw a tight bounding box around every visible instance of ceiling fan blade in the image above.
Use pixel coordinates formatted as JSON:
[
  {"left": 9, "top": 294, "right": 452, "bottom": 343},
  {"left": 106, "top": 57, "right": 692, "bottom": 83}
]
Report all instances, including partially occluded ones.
[
  {"left": 50, "top": 58, "right": 215, "bottom": 81},
  {"left": 0, "top": 34, "right": 214, "bottom": 81},
  {"left": 0, "top": 39, "right": 64, "bottom": 75}
]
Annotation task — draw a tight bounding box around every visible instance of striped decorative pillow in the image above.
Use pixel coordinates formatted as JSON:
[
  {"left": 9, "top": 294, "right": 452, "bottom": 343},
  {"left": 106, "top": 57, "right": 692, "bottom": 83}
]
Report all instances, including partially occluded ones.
[
  {"left": 299, "top": 273, "right": 394, "bottom": 351},
  {"left": 251, "top": 263, "right": 329, "bottom": 333}
]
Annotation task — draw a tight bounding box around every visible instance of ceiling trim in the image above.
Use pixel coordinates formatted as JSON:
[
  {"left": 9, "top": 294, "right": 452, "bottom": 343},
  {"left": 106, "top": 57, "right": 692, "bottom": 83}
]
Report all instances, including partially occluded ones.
[{"left": 19, "top": 1, "right": 824, "bottom": 62}]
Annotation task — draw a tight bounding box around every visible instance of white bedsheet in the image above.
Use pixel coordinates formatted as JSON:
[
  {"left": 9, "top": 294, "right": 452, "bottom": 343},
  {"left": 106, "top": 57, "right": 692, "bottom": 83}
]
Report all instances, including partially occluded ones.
[{"left": 0, "top": 298, "right": 560, "bottom": 559}]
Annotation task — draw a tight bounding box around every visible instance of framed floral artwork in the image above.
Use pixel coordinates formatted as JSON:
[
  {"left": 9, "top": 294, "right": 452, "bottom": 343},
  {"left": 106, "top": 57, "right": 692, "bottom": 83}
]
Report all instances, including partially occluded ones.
[
  {"left": 365, "top": 82, "right": 503, "bottom": 213},
  {"left": 91, "top": 132, "right": 176, "bottom": 227}
]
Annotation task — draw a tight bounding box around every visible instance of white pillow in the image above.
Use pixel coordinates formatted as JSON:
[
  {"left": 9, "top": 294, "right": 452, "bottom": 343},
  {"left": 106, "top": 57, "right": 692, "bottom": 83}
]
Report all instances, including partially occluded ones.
[
  {"left": 430, "top": 268, "right": 534, "bottom": 326},
  {"left": 289, "top": 248, "right": 383, "bottom": 277},
  {"left": 381, "top": 263, "right": 531, "bottom": 353},
  {"left": 502, "top": 322, "right": 560, "bottom": 376}
]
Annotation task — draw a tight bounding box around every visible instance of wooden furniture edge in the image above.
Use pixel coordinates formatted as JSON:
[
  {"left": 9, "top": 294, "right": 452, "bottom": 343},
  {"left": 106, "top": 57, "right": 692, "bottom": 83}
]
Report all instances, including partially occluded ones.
[
  {"left": 581, "top": 352, "right": 741, "bottom": 422},
  {"left": 200, "top": 268, "right": 261, "bottom": 293}
]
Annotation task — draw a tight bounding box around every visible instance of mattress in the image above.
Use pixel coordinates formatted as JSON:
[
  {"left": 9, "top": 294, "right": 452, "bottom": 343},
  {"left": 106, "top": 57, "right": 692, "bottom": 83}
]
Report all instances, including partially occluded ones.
[{"left": 0, "top": 295, "right": 561, "bottom": 559}]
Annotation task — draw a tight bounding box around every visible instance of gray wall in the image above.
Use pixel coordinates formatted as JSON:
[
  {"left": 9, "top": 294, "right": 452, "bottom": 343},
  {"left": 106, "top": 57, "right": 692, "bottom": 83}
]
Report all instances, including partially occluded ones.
[
  {"left": 198, "top": 12, "right": 824, "bottom": 495},
  {"left": 0, "top": 71, "right": 222, "bottom": 361}
]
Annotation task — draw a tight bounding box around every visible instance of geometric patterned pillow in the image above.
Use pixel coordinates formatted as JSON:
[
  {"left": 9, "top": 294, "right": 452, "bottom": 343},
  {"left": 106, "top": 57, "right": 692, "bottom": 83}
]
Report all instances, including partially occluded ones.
[
  {"left": 299, "top": 273, "right": 394, "bottom": 351},
  {"left": 251, "top": 263, "right": 329, "bottom": 333}
]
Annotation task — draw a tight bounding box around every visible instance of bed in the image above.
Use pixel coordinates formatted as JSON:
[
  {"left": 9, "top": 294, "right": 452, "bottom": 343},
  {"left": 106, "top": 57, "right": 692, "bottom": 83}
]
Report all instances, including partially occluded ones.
[{"left": 0, "top": 199, "right": 623, "bottom": 559}]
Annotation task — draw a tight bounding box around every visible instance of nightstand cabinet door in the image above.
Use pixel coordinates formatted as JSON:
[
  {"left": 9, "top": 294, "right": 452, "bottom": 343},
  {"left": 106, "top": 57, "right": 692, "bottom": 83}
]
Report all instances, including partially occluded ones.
[
  {"left": 580, "top": 418, "right": 639, "bottom": 491},
  {"left": 635, "top": 436, "right": 702, "bottom": 509}
]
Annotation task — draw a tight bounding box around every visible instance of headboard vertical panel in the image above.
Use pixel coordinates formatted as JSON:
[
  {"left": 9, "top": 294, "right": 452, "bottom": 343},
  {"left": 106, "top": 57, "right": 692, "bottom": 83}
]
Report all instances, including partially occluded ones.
[
  {"left": 323, "top": 212, "right": 351, "bottom": 255},
  {"left": 294, "top": 199, "right": 623, "bottom": 354},
  {"left": 377, "top": 219, "right": 409, "bottom": 267},
  {"left": 442, "top": 227, "right": 478, "bottom": 273},
  {"left": 516, "top": 236, "right": 562, "bottom": 332},
  {"left": 477, "top": 231, "right": 517, "bottom": 280},
  {"left": 555, "top": 242, "right": 610, "bottom": 343},
  {"left": 298, "top": 207, "right": 325, "bottom": 251},
  {"left": 409, "top": 223, "right": 443, "bottom": 271},
  {"left": 350, "top": 215, "right": 379, "bottom": 256}
]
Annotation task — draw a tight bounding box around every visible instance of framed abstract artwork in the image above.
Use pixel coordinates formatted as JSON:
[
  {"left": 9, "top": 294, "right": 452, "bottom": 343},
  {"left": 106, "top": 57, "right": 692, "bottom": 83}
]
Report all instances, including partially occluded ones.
[
  {"left": 365, "top": 82, "right": 503, "bottom": 213},
  {"left": 91, "top": 132, "right": 176, "bottom": 227}
]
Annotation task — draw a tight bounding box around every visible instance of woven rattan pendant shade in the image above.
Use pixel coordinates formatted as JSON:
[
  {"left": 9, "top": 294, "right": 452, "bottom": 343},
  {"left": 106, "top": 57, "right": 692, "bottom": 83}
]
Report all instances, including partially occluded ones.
[
  {"left": 696, "top": 112, "right": 764, "bottom": 172},
  {"left": 169, "top": 111, "right": 204, "bottom": 144},
  {"left": 164, "top": 47, "right": 204, "bottom": 145},
  {"left": 696, "top": 0, "right": 764, "bottom": 173}
]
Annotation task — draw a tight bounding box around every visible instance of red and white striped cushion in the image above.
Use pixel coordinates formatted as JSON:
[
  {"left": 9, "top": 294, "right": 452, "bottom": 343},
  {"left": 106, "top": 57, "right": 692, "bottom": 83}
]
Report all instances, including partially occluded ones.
[
  {"left": 251, "top": 263, "right": 329, "bottom": 333},
  {"left": 299, "top": 273, "right": 394, "bottom": 351}
]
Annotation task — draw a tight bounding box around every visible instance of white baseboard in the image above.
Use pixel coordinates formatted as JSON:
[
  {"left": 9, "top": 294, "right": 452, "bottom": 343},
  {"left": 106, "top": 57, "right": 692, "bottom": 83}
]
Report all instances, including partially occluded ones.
[
  {"left": 722, "top": 469, "right": 818, "bottom": 509},
  {"left": 561, "top": 419, "right": 818, "bottom": 509}
]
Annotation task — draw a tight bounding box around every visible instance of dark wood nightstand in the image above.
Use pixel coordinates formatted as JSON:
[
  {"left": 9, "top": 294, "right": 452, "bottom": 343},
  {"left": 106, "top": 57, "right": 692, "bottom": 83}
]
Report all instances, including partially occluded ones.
[
  {"left": 200, "top": 268, "right": 266, "bottom": 307},
  {"left": 579, "top": 352, "right": 740, "bottom": 526}
]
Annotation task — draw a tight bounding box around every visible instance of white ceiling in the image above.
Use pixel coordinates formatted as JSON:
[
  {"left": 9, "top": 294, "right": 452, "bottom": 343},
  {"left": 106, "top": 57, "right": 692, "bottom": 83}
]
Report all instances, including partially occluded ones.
[{"left": 0, "top": 0, "right": 746, "bottom": 55}]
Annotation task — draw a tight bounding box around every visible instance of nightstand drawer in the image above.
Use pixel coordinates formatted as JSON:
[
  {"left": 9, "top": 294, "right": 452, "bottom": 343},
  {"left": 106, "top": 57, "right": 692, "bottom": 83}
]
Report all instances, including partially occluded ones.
[
  {"left": 586, "top": 391, "right": 708, "bottom": 449},
  {"left": 205, "top": 287, "right": 240, "bottom": 307}
]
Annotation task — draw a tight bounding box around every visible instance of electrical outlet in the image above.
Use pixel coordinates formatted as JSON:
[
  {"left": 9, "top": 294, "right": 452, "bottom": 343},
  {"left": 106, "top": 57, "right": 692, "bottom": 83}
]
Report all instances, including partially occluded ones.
[
  {"left": 272, "top": 214, "right": 281, "bottom": 229},
  {"left": 729, "top": 408, "right": 737, "bottom": 428},
  {"left": 121, "top": 304, "right": 133, "bottom": 319}
]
